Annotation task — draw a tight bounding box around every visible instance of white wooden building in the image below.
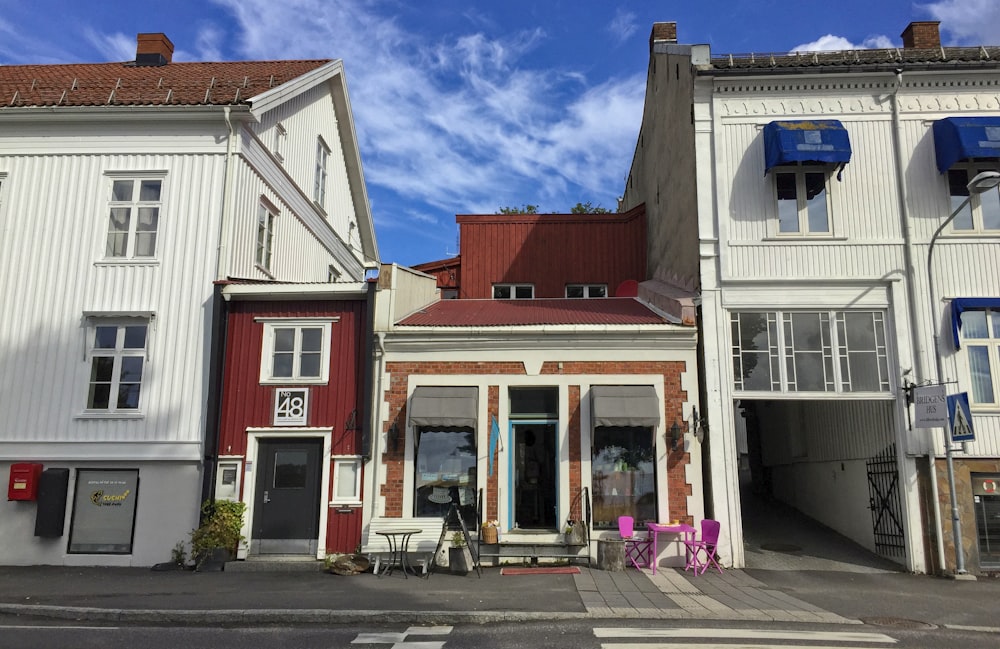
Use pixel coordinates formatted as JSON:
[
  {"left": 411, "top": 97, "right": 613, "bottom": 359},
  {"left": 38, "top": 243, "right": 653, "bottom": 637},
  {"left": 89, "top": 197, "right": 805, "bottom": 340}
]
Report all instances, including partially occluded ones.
[
  {"left": 623, "top": 21, "right": 1000, "bottom": 575},
  {"left": 0, "top": 33, "right": 378, "bottom": 566}
]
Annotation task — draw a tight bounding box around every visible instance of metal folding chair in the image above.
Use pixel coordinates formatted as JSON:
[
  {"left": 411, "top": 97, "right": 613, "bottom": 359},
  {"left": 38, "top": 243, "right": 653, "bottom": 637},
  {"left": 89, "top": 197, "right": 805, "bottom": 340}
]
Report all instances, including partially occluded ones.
[
  {"left": 618, "top": 515, "right": 652, "bottom": 570},
  {"left": 685, "top": 518, "right": 723, "bottom": 575}
]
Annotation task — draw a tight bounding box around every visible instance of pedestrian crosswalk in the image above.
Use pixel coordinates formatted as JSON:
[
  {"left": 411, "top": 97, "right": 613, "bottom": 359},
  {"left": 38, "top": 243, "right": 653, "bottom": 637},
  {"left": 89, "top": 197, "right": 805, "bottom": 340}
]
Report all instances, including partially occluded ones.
[
  {"left": 593, "top": 626, "right": 897, "bottom": 648},
  {"left": 351, "top": 625, "right": 453, "bottom": 648}
]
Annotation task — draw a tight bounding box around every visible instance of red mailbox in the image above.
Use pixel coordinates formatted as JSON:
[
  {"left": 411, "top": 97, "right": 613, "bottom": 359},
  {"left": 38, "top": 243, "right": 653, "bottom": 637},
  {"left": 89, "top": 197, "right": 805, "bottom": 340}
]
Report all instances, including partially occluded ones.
[{"left": 8, "top": 463, "right": 43, "bottom": 501}]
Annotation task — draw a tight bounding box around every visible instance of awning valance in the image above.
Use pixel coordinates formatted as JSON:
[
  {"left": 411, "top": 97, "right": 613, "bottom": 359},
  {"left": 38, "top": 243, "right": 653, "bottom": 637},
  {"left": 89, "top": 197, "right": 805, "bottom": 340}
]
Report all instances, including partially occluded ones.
[
  {"left": 763, "top": 120, "right": 852, "bottom": 174},
  {"left": 591, "top": 385, "right": 660, "bottom": 428},
  {"left": 933, "top": 116, "right": 1000, "bottom": 174},
  {"left": 409, "top": 386, "right": 478, "bottom": 429},
  {"left": 951, "top": 298, "right": 1000, "bottom": 349}
]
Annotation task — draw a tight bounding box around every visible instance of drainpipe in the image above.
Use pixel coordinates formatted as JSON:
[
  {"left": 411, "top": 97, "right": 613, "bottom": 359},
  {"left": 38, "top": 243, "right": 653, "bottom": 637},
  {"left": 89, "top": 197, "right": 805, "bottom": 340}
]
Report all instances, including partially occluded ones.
[
  {"left": 215, "top": 107, "right": 237, "bottom": 280},
  {"left": 890, "top": 69, "right": 945, "bottom": 571},
  {"left": 360, "top": 279, "right": 377, "bottom": 461},
  {"left": 199, "top": 283, "right": 229, "bottom": 509},
  {"left": 368, "top": 330, "right": 387, "bottom": 525}
]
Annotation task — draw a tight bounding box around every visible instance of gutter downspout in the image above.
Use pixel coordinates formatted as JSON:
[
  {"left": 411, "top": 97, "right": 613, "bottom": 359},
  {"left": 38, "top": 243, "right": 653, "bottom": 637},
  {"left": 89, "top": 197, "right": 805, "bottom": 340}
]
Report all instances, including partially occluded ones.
[
  {"left": 369, "top": 330, "right": 387, "bottom": 526},
  {"left": 216, "top": 107, "right": 237, "bottom": 280},
  {"left": 360, "top": 279, "right": 377, "bottom": 461},
  {"left": 890, "top": 70, "right": 945, "bottom": 571}
]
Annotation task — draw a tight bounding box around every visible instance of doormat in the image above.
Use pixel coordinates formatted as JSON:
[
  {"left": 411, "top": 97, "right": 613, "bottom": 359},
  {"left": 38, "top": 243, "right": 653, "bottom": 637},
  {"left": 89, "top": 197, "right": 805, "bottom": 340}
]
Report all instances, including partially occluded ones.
[{"left": 501, "top": 566, "right": 581, "bottom": 575}]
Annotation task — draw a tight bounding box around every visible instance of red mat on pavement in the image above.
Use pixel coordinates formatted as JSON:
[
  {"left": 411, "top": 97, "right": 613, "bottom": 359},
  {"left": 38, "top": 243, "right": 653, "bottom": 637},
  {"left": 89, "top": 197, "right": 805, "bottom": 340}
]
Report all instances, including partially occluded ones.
[{"left": 500, "top": 566, "right": 581, "bottom": 575}]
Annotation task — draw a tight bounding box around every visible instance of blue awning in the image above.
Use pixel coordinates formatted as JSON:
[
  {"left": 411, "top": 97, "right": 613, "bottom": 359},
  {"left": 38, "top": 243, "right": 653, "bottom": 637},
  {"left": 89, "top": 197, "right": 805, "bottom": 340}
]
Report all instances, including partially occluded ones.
[
  {"left": 933, "top": 117, "right": 1000, "bottom": 174},
  {"left": 763, "top": 120, "right": 852, "bottom": 174},
  {"left": 951, "top": 298, "right": 1000, "bottom": 348}
]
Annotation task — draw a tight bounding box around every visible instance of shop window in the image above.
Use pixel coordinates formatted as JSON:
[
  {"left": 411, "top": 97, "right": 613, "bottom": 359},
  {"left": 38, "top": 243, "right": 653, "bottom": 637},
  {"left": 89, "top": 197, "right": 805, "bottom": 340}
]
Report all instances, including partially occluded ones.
[
  {"left": 972, "top": 474, "right": 1000, "bottom": 569},
  {"left": 591, "top": 427, "right": 656, "bottom": 530},
  {"left": 413, "top": 428, "right": 476, "bottom": 527}
]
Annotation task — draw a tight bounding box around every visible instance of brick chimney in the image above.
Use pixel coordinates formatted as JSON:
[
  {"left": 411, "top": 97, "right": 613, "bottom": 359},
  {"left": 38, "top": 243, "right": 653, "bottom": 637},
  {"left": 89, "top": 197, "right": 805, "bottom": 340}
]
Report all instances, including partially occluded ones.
[
  {"left": 901, "top": 21, "right": 941, "bottom": 49},
  {"left": 135, "top": 33, "right": 174, "bottom": 66},
  {"left": 650, "top": 22, "right": 678, "bottom": 50}
]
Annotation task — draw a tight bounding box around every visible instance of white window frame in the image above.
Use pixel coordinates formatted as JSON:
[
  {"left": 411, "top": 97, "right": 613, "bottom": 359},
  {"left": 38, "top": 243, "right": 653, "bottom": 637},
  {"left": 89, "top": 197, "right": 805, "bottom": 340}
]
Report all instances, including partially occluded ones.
[
  {"left": 255, "top": 201, "right": 277, "bottom": 274},
  {"left": 947, "top": 164, "right": 1000, "bottom": 234},
  {"left": 566, "top": 284, "right": 608, "bottom": 298},
  {"left": 730, "top": 309, "right": 891, "bottom": 396},
  {"left": 314, "top": 137, "right": 330, "bottom": 210},
  {"left": 330, "top": 455, "right": 362, "bottom": 506},
  {"left": 103, "top": 173, "right": 165, "bottom": 260},
  {"left": 493, "top": 284, "right": 534, "bottom": 299},
  {"left": 958, "top": 308, "right": 1000, "bottom": 410},
  {"left": 82, "top": 316, "right": 151, "bottom": 416},
  {"left": 257, "top": 318, "right": 336, "bottom": 385},
  {"left": 273, "top": 123, "right": 286, "bottom": 164},
  {"left": 772, "top": 165, "right": 833, "bottom": 237}
]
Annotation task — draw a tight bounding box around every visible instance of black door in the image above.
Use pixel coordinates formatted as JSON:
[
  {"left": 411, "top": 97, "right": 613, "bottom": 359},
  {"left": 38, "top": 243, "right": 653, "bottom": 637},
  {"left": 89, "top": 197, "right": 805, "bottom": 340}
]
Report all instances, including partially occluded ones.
[
  {"left": 252, "top": 438, "right": 321, "bottom": 555},
  {"left": 513, "top": 423, "right": 557, "bottom": 530}
]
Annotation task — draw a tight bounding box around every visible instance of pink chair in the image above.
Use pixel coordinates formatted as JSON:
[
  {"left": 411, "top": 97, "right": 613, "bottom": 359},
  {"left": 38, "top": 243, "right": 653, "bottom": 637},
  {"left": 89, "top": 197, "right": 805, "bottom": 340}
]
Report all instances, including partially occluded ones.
[
  {"left": 618, "top": 516, "right": 652, "bottom": 571},
  {"left": 684, "top": 519, "right": 723, "bottom": 575}
]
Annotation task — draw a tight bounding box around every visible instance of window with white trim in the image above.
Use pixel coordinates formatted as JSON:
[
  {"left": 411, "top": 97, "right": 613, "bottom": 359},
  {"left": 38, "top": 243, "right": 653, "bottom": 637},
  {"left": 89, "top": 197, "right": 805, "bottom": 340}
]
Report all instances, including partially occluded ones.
[
  {"left": 774, "top": 165, "right": 831, "bottom": 235},
  {"left": 493, "top": 284, "right": 534, "bottom": 299},
  {"left": 566, "top": 284, "right": 607, "bottom": 298},
  {"left": 948, "top": 165, "right": 1000, "bottom": 232},
  {"left": 86, "top": 318, "right": 149, "bottom": 412},
  {"left": 259, "top": 319, "right": 334, "bottom": 384},
  {"left": 331, "top": 456, "right": 362, "bottom": 505},
  {"left": 314, "top": 137, "right": 329, "bottom": 210},
  {"left": 105, "top": 177, "right": 163, "bottom": 258},
  {"left": 255, "top": 202, "right": 276, "bottom": 273},
  {"left": 731, "top": 310, "right": 889, "bottom": 393},
  {"left": 959, "top": 308, "right": 1000, "bottom": 407}
]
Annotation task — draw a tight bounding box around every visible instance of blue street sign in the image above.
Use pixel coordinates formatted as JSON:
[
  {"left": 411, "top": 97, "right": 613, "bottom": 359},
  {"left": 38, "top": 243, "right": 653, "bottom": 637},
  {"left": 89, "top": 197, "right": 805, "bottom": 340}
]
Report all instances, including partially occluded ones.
[{"left": 946, "top": 392, "right": 975, "bottom": 443}]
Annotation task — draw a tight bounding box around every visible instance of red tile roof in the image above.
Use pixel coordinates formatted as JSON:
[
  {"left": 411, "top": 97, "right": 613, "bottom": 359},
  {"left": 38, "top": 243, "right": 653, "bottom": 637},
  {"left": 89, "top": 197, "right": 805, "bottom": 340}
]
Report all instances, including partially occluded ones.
[
  {"left": 0, "top": 59, "right": 330, "bottom": 108},
  {"left": 397, "top": 298, "right": 674, "bottom": 327}
]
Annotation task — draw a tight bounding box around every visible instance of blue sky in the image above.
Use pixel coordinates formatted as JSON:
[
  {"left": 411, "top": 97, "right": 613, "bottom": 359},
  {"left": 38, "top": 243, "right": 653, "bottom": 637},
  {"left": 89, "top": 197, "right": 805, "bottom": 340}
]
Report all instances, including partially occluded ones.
[{"left": 2, "top": 1, "right": 1000, "bottom": 267}]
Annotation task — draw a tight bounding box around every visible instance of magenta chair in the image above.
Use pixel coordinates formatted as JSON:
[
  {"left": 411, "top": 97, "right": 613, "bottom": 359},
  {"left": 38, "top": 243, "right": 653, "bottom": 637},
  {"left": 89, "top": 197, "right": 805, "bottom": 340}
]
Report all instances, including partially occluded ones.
[
  {"left": 684, "top": 518, "right": 723, "bottom": 575},
  {"left": 618, "top": 516, "right": 653, "bottom": 571}
]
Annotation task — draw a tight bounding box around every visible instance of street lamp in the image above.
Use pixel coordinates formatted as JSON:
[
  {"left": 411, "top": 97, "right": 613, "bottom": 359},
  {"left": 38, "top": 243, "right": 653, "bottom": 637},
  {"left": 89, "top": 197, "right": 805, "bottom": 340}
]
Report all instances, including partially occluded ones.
[{"left": 927, "top": 170, "right": 1000, "bottom": 576}]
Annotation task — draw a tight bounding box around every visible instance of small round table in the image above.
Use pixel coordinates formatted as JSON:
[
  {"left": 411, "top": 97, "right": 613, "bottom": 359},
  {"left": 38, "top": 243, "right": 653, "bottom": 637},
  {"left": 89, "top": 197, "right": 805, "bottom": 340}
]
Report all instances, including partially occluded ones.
[{"left": 375, "top": 529, "right": 422, "bottom": 578}]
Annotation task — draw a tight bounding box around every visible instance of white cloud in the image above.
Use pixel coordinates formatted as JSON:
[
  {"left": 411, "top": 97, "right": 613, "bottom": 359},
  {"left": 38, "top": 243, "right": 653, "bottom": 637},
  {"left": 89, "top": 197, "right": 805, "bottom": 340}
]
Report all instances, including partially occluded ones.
[
  {"left": 608, "top": 9, "right": 638, "bottom": 45},
  {"left": 791, "top": 33, "right": 895, "bottom": 53},
  {"left": 920, "top": 0, "right": 1000, "bottom": 45},
  {"left": 82, "top": 29, "right": 135, "bottom": 62}
]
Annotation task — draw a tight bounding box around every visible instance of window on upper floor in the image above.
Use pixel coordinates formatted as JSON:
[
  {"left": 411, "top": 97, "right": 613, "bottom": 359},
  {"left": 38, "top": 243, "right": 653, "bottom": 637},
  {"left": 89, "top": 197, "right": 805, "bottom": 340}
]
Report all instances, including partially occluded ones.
[
  {"left": 731, "top": 310, "right": 889, "bottom": 394},
  {"left": 256, "top": 201, "right": 277, "bottom": 274},
  {"left": 566, "top": 284, "right": 607, "bottom": 298},
  {"left": 273, "top": 123, "right": 286, "bottom": 164},
  {"left": 105, "top": 177, "right": 163, "bottom": 259},
  {"left": 85, "top": 318, "right": 149, "bottom": 413},
  {"left": 314, "top": 137, "right": 330, "bottom": 210},
  {"left": 948, "top": 165, "right": 1000, "bottom": 233},
  {"left": 959, "top": 308, "right": 1000, "bottom": 407},
  {"left": 258, "top": 319, "right": 335, "bottom": 384},
  {"left": 493, "top": 284, "right": 534, "bottom": 299},
  {"left": 774, "top": 166, "right": 831, "bottom": 236}
]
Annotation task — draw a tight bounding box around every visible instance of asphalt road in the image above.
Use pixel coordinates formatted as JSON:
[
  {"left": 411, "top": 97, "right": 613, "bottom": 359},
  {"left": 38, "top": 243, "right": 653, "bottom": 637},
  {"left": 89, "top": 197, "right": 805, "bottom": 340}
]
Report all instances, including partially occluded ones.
[{"left": 1, "top": 618, "right": 998, "bottom": 649}]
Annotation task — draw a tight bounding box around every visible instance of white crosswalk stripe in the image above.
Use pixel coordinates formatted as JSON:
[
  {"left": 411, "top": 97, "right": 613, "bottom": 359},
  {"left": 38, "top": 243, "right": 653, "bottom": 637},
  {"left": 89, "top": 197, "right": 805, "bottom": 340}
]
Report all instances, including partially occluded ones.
[
  {"left": 593, "top": 626, "right": 897, "bottom": 648},
  {"left": 351, "top": 625, "right": 453, "bottom": 648}
]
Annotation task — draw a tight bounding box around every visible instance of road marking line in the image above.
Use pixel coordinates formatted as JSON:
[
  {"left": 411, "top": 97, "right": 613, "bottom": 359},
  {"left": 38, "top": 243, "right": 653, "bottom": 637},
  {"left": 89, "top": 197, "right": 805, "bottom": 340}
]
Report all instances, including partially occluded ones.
[
  {"left": 405, "top": 626, "right": 453, "bottom": 635},
  {"left": 593, "top": 627, "right": 895, "bottom": 643},
  {"left": 601, "top": 644, "right": 892, "bottom": 649}
]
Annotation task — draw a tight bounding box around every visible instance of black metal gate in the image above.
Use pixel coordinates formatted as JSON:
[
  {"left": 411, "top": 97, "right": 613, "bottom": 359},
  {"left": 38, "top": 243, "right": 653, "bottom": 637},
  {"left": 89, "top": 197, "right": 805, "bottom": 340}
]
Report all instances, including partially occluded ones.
[{"left": 866, "top": 443, "right": 905, "bottom": 558}]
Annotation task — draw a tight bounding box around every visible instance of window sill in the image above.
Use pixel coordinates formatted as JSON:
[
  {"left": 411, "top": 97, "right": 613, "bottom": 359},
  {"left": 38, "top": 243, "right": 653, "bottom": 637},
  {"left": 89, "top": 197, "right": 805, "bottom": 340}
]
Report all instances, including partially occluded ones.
[
  {"left": 313, "top": 200, "right": 328, "bottom": 217},
  {"left": 255, "top": 264, "right": 275, "bottom": 279},
  {"left": 760, "top": 235, "right": 848, "bottom": 243},
  {"left": 94, "top": 259, "right": 160, "bottom": 267},
  {"left": 260, "top": 378, "right": 330, "bottom": 386},
  {"left": 329, "top": 501, "right": 362, "bottom": 508},
  {"left": 75, "top": 411, "right": 145, "bottom": 420}
]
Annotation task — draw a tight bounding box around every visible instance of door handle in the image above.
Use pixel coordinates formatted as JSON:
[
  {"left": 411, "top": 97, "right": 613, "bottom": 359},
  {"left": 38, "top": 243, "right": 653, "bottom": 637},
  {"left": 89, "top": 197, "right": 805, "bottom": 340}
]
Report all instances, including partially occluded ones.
[{"left": 263, "top": 490, "right": 270, "bottom": 504}]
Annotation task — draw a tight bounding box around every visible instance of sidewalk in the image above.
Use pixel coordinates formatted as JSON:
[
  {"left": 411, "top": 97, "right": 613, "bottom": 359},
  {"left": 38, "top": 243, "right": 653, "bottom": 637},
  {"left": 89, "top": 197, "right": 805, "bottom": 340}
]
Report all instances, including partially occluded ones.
[{"left": 1, "top": 562, "right": 999, "bottom": 632}]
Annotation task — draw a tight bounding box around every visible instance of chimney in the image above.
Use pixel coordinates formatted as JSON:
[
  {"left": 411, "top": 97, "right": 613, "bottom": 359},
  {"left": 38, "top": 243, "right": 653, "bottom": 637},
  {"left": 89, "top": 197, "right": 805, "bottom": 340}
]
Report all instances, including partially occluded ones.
[
  {"left": 650, "top": 22, "right": 678, "bottom": 51},
  {"left": 135, "top": 33, "right": 174, "bottom": 66},
  {"left": 901, "top": 21, "right": 941, "bottom": 49}
]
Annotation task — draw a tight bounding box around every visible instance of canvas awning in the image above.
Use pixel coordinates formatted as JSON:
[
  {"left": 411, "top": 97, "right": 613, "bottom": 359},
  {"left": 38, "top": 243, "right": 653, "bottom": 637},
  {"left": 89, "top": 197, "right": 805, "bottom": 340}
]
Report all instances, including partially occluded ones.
[
  {"left": 951, "top": 298, "right": 1000, "bottom": 349},
  {"left": 763, "top": 120, "right": 852, "bottom": 174},
  {"left": 591, "top": 385, "right": 660, "bottom": 428},
  {"left": 933, "top": 116, "right": 1000, "bottom": 173},
  {"left": 409, "top": 386, "right": 478, "bottom": 429}
]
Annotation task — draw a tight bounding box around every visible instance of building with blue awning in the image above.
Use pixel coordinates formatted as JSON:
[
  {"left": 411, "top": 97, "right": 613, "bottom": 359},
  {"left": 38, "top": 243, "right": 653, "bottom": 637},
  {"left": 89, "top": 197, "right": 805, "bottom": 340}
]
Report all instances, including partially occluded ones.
[
  {"left": 763, "top": 120, "right": 852, "bottom": 174},
  {"left": 933, "top": 116, "right": 1000, "bottom": 173}
]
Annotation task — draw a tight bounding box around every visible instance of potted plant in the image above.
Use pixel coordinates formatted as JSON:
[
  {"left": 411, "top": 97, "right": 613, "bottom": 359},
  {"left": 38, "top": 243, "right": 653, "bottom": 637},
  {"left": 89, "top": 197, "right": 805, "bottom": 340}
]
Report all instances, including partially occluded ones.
[
  {"left": 190, "top": 499, "right": 246, "bottom": 571},
  {"left": 448, "top": 531, "right": 472, "bottom": 575},
  {"left": 480, "top": 519, "right": 499, "bottom": 544}
]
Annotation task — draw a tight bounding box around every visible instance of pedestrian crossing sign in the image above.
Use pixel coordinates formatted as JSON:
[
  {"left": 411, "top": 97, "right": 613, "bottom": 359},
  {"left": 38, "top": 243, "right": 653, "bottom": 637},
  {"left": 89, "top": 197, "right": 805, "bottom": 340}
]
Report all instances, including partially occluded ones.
[{"left": 946, "top": 392, "right": 975, "bottom": 443}]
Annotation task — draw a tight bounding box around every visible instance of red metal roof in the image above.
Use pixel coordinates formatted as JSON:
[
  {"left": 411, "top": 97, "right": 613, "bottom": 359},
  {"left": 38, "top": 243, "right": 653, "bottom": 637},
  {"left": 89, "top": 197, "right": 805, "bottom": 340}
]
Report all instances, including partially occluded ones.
[
  {"left": 397, "top": 298, "right": 672, "bottom": 327},
  {"left": 0, "top": 59, "right": 330, "bottom": 108}
]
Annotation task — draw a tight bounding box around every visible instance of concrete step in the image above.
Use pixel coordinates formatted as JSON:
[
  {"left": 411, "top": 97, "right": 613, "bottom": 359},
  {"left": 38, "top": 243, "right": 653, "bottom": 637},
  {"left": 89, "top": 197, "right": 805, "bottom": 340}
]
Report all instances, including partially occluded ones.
[{"left": 225, "top": 555, "right": 326, "bottom": 572}]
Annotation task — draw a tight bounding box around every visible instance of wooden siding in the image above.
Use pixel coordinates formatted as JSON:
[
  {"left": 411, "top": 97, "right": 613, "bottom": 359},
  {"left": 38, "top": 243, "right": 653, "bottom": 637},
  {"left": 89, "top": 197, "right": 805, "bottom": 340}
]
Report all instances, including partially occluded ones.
[
  {"left": 456, "top": 209, "right": 647, "bottom": 299},
  {"left": 219, "top": 299, "right": 368, "bottom": 455}
]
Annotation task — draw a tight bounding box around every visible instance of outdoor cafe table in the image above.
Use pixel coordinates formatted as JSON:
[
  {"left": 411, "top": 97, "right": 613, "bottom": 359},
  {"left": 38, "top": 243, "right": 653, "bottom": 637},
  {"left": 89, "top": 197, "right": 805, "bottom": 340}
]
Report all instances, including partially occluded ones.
[
  {"left": 646, "top": 522, "right": 696, "bottom": 575},
  {"left": 374, "top": 529, "right": 421, "bottom": 578}
]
